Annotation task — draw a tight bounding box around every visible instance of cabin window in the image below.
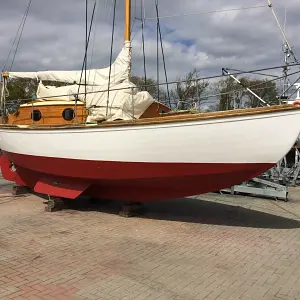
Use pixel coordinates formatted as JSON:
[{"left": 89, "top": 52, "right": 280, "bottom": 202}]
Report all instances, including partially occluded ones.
[
  {"left": 31, "top": 110, "right": 42, "bottom": 122},
  {"left": 62, "top": 108, "right": 75, "bottom": 121}
]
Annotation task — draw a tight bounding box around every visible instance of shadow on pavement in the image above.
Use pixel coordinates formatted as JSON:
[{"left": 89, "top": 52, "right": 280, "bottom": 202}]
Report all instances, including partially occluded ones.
[{"left": 64, "top": 196, "right": 300, "bottom": 229}]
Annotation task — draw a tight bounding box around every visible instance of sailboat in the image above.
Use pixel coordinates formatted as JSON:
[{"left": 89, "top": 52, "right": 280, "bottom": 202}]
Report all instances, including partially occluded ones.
[
  {"left": 288, "top": 83, "right": 300, "bottom": 105},
  {"left": 1, "top": 0, "right": 300, "bottom": 203}
]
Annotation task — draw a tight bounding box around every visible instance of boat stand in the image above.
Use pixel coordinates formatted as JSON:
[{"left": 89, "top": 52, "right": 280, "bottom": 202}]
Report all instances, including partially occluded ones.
[
  {"left": 267, "top": 149, "right": 300, "bottom": 186},
  {"left": 119, "top": 202, "right": 144, "bottom": 217},
  {"left": 220, "top": 177, "right": 288, "bottom": 201},
  {"left": 45, "top": 196, "right": 66, "bottom": 212},
  {"left": 12, "top": 185, "right": 31, "bottom": 196},
  {"left": 219, "top": 144, "right": 300, "bottom": 202}
]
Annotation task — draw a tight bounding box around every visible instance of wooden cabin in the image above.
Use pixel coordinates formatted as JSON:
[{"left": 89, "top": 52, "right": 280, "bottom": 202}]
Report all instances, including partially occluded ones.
[
  {"left": 7, "top": 101, "right": 87, "bottom": 125},
  {"left": 6, "top": 100, "right": 172, "bottom": 125},
  {"left": 140, "top": 102, "right": 171, "bottom": 118}
]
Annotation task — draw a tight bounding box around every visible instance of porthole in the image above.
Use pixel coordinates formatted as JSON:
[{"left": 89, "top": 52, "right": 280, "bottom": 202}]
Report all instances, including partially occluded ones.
[
  {"left": 31, "top": 110, "right": 42, "bottom": 122},
  {"left": 62, "top": 108, "right": 75, "bottom": 121}
]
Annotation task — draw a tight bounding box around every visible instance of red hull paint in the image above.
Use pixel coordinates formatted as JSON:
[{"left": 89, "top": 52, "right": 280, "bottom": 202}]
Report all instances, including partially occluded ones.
[{"left": 1, "top": 151, "right": 274, "bottom": 202}]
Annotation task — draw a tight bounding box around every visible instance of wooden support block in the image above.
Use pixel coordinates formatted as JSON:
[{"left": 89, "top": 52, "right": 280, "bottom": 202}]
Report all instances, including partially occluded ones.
[
  {"left": 12, "top": 185, "right": 31, "bottom": 195},
  {"left": 119, "top": 202, "right": 144, "bottom": 218}
]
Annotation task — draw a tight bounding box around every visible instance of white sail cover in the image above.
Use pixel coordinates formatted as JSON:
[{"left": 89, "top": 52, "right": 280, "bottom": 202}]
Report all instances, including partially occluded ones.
[
  {"left": 9, "top": 41, "right": 132, "bottom": 86},
  {"left": 36, "top": 82, "right": 79, "bottom": 101},
  {"left": 36, "top": 81, "right": 154, "bottom": 122},
  {"left": 8, "top": 41, "right": 155, "bottom": 122}
]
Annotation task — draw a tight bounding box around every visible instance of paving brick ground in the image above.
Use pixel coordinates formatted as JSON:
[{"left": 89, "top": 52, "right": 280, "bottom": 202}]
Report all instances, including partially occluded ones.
[{"left": 1, "top": 182, "right": 300, "bottom": 300}]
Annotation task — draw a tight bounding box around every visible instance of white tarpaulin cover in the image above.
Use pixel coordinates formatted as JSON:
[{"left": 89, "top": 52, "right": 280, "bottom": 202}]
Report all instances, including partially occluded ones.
[
  {"left": 36, "top": 81, "right": 154, "bottom": 122},
  {"left": 8, "top": 41, "right": 155, "bottom": 122},
  {"left": 9, "top": 41, "right": 132, "bottom": 86},
  {"left": 36, "top": 83, "right": 79, "bottom": 101}
]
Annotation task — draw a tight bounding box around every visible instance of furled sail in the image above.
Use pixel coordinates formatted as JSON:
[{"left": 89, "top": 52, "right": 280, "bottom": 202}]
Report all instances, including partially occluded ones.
[
  {"left": 36, "top": 81, "right": 154, "bottom": 122},
  {"left": 9, "top": 41, "right": 131, "bottom": 86},
  {"left": 36, "top": 82, "right": 79, "bottom": 101},
  {"left": 7, "top": 41, "right": 155, "bottom": 122}
]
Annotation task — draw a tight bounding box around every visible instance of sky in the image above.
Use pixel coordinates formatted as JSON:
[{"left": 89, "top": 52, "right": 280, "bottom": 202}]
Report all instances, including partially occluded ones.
[{"left": 0, "top": 0, "right": 300, "bottom": 91}]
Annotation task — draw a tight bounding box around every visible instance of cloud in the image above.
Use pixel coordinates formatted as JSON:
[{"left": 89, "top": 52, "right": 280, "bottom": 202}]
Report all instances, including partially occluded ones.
[{"left": 0, "top": 0, "right": 299, "bottom": 90}]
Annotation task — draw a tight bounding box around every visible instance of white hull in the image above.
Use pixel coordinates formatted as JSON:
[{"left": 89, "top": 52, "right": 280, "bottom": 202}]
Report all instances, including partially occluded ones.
[
  {"left": 0, "top": 109, "right": 299, "bottom": 164},
  {"left": 0, "top": 106, "right": 300, "bottom": 202}
]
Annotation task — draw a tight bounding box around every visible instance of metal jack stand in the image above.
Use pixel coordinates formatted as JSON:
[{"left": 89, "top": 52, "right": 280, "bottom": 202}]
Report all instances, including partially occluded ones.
[
  {"left": 220, "top": 177, "right": 288, "bottom": 201},
  {"left": 220, "top": 145, "right": 300, "bottom": 202},
  {"left": 45, "top": 196, "right": 66, "bottom": 212}
]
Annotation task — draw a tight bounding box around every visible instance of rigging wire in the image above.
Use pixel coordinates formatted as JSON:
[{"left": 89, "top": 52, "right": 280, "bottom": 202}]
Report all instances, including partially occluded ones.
[
  {"left": 203, "top": 69, "right": 300, "bottom": 101},
  {"left": 131, "top": 35, "right": 144, "bottom": 66},
  {"left": 156, "top": 0, "right": 159, "bottom": 101},
  {"left": 131, "top": 23, "right": 143, "bottom": 41},
  {"left": 106, "top": 0, "right": 114, "bottom": 20},
  {"left": 106, "top": 0, "right": 117, "bottom": 118},
  {"left": 84, "top": 0, "right": 88, "bottom": 123},
  {"left": 3, "top": 77, "right": 297, "bottom": 107},
  {"left": 76, "top": 2, "right": 97, "bottom": 90},
  {"left": 281, "top": 6, "right": 291, "bottom": 95},
  {"left": 226, "top": 68, "right": 279, "bottom": 78},
  {"left": 267, "top": 0, "right": 299, "bottom": 65},
  {"left": 8, "top": 63, "right": 300, "bottom": 104},
  {"left": 144, "top": 5, "right": 269, "bottom": 20},
  {"left": 278, "top": 73, "right": 300, "bottom": 100},
  {"left": 9, "top": 1, "right": 32, "bottom": 72},
  {"left": 155, "top": 0, "right": 171, "bottom": 107},
  {"left": 141, "top": 0, "right": 147, "bottom": 90},
  {"left": 286, "top": 85, "right": 300, "bottom": 100},
  {"left": 89, "top": 0, "right": 112, "bottom": 79},
  {"left": 2, "top": 0, "right": 32, "bottom": 72},
  {"left": 89, "top": 0, "right": 100, "bottom": 88},
  {"left": 266, "top": 0, "right": 300, "bottom": 101},
  {"left": 90, "top": 0, "right": 115, "bottom": 87},
  {"left": 131, "top": 0, "right": 137, "bottom": 33},
  {"left": 74, "top": 1, "right": 97, "bottom": 122}
]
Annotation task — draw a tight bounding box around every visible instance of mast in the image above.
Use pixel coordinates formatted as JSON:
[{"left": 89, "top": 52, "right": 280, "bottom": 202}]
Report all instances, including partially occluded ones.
[
  {"left": 124, "top": 0, "right": 131, "bottom": 41},
  {"left": 124, "top": 0, "right": 132, "bottom": 80}
]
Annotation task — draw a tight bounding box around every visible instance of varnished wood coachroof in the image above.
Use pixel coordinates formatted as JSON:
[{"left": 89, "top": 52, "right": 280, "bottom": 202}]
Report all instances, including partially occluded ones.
[{"left": 0, "top": 104, "right": 300, "bottom": 131}]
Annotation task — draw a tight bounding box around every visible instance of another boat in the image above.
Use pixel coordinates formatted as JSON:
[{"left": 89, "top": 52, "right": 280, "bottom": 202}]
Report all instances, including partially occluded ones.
[
  {"left": 291, "top": 83, "right": 300, "bottom": 105},
  {"left": 1, "top": 0, "right": 300, "bottom": 202}
]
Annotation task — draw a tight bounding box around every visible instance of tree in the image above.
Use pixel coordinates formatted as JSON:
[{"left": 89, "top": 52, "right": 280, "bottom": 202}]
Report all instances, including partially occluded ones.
[
  {"left": 5, "top": 78, "right": 38, "bottom": 113},
  {"left": 214, "top": 76, "right": 279, "bottom": 111},
  {"left": 242, "top": 78, "right": 279, "bottom": 107},
  {"left": 6, "top": 78, "right": 37, "bottom": 102},
  {"left": 130, "top": 75, "right": 171, "bottom": 107},
  {"left": 132, "top": 70, "right": 211, "bottom": 111},
  {"left": 215, "top": 77, "right": 244, "bottom": 111},
  {"left": 131, "top": 76, "right": 157, "bottom": 98},
  {"left": 131, "top": 76, "right": 168, "bottom": 102},
  {"left": 4, "top": 78, "right": 71, "bottom": 113},
  {"left": 170, "top": 68, "right": 209, "bottom": 110}
]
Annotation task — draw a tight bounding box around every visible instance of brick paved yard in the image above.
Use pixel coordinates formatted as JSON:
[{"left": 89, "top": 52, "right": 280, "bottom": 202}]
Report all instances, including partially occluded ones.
[{"left": 1, "top": 183, "right": 300, "bottom": 300}]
